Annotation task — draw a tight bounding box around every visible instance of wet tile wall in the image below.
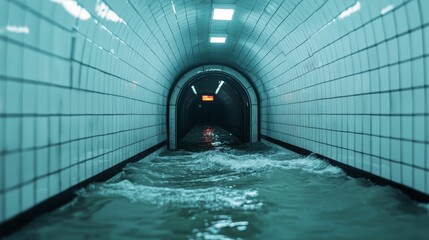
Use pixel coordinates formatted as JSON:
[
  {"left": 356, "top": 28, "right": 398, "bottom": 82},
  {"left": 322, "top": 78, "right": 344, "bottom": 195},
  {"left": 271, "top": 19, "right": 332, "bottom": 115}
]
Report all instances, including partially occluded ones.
[
  {"left": 0, "top": 0, "right": 168, "bottom": 223},
  {"left": 260, "top": 0, "right": 429, "bottom": 195}
]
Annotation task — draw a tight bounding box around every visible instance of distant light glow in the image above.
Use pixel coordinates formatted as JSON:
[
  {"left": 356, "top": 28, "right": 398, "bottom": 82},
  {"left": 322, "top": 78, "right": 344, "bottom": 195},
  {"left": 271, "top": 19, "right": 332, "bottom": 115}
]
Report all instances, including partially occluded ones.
[
  {"left": 6, "top": 25, "right": 29, "bottom": 34},
  {"left": 191, "top": 85, "right": 197, "bottom": 95},
  {"left": 338, "top": 1, "right": 361, "bottom": 20},
  {"left": 210, "top": 36, "right": 227, "bottom": 43},
  {"left": 95, "top": 0, "right": 125, "bottom": 23},
  {"left": 381, "top": 4, "right": 394, "bottom": 15},
  {"left": 215, "top": 81, "right": 225, "bottom": 94},
  {"left": 51, "top": 0, "right": 91, "bottom": 21},
  {"left": 171, "top": 1, "right": 176, "bottom": 14},
  {"left": 213, "top": 8, "right": 235, "bottom": 20},
  {"left": 202, "top": 95, "right": 214, "bottom": 102}
]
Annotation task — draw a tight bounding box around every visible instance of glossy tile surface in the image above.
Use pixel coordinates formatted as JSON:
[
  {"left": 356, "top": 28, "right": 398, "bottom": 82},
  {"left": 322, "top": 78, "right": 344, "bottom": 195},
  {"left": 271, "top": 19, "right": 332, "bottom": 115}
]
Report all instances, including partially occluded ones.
[{"left": 0, "top": 0, "right": 428, "bottom": 224}]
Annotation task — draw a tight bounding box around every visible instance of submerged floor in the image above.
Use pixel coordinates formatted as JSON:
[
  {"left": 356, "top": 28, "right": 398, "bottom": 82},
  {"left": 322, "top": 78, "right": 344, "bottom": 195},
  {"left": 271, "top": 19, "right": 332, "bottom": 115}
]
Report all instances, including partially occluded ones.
[{"left": 7, "top": 129, "right": 429, "bottom": 239}]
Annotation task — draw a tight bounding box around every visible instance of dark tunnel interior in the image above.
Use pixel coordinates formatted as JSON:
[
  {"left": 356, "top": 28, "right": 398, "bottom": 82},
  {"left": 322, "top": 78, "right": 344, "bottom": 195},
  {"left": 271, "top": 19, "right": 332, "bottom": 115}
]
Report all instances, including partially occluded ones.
[{"left": 177, "top": 74, "right": 250, "bottom": 149}]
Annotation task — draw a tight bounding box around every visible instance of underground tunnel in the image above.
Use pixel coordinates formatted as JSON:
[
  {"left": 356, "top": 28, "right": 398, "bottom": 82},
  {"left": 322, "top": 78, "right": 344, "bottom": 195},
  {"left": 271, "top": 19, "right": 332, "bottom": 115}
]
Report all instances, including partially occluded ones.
[
  {"left": 1, "top": 0, "right": 429, "bottom": 239},
  {"left": 176, "top": 74, "right": 249, "bottom": 149},
  {"left": 170, "top": 66, "right": 258, "bottom": 150}
]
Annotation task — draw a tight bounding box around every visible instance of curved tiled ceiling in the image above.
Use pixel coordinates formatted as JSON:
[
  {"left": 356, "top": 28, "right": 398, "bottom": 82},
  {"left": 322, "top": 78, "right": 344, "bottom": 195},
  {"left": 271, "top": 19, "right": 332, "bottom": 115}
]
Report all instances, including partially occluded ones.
[
  {"left": 1, "top": 0, "right": 428, "bottom": 225},
  {"left": 103, "top": 0, "right": 356, "bottom": 87}
]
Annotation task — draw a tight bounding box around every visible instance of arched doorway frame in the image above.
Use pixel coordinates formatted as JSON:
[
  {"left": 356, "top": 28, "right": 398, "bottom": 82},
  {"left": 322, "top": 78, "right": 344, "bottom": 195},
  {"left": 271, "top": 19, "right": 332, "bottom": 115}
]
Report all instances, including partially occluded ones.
[{"left": 168, "top": 64, "right": 258, "bottom": 149}]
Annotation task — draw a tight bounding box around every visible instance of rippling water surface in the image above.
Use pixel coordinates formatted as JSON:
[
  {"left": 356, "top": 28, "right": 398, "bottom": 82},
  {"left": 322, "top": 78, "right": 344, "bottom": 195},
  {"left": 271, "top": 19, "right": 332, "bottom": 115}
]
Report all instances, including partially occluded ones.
[{"left": 9, "top": 134, "right": 429, "bottom": 239}]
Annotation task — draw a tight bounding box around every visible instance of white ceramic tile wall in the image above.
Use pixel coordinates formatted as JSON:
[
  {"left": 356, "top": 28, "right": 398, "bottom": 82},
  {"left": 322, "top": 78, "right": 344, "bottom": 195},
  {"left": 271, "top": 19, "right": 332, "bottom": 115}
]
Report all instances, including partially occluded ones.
[
  {"left": 258, "top": 0, "right": 429, "bottom": 196},
  {"left": 0, "top": 0, "right": 169, "bottom": 223},
  {"left": 1, "top": 0, "right": 428, "bottom": 226}
]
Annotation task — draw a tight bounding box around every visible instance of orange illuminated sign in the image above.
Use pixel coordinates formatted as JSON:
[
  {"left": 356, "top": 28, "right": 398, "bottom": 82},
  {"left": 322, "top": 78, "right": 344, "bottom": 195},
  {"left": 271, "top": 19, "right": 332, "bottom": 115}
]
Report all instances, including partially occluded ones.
[{"left": 202, "top": 95, "right": 214, "bottom": 102}]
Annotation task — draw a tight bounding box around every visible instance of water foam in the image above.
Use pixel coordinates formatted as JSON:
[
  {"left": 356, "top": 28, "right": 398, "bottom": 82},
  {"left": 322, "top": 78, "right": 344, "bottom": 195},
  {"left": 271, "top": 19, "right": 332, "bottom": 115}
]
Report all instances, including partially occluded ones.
[
  {"left": 418, "top": 203, "right": 429, "bottom": 212},
  {"left": 277, "top": 154, "right": 344, "bottom": 176},
  {"left": 79, "top": 180, "right": 262, "bottom": 211},
  {"left": 79, "top": 146, "right": 343, "bottom": 216},
  {"left": 192, "top": 215, "right": 249, "bottom": 240},
  {"left": 183, "top": 150, "right": 344, "bottom": 177}
]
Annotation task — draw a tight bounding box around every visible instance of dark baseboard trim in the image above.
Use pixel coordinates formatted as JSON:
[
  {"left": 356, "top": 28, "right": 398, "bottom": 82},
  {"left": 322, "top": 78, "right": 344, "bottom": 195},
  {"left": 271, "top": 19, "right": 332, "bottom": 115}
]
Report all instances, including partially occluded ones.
[
  {"left": 0, "top": 141, "right": 167, "bottom": 238},
  {"left": 261, "top": 135, "right": 429, "bottom": 203},
  {"left": 261, "top": 135, "right": 313, "bottom": 156}
]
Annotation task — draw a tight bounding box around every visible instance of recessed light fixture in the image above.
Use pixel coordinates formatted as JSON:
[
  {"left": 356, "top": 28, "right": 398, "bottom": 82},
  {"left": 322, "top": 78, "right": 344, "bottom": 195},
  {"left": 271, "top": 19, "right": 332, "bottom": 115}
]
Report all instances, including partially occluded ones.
[
  {"left": 215, "top": 81, "right": 225, "bottom": 94},
  {"left": 213, "top": 8, "right": 235, "bottom": 20},
  {"left": 210, "top": 36, "right": 227, "bottom": 43},
  {"left": 191, "top": 85, "right": 197, "bottom": 95},
  {"left": 210, "top": 34, "right": 227, "bottom": 44}
]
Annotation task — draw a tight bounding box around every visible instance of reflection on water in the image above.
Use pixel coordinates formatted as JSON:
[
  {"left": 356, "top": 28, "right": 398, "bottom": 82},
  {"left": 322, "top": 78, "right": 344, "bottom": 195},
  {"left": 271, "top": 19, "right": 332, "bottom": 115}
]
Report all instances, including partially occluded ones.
[
  {"left": 7, "top": 139, "right": 429, "bottom": 239},
  {"left": 203, "top": 127, "right": 215, "bottom": 144},
  {"left": 180, "top": 124, "right": 242, "bottom": 150}
]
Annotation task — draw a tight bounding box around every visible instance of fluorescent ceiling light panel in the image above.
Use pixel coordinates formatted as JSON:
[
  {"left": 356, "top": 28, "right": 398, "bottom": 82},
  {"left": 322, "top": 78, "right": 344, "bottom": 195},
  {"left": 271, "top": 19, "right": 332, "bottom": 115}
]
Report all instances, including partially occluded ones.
[
  {"left": 215, "top": 81, "right": 225, "bottom": 94},
  {"left": 191, "top": 85, "right": 197, "bottom": 95},
  {"left": 210, "top": 35, "right": 227, "bottom": 43},
  {"left": 213, "top": 8, "right": 234, "bottom": 20}
]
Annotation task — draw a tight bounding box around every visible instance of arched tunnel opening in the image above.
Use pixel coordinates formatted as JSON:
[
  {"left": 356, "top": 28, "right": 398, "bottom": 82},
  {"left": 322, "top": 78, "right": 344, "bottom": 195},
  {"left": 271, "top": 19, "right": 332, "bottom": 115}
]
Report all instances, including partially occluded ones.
[{"left": 176, "top": 73, "right": 250, "bottom": 149}]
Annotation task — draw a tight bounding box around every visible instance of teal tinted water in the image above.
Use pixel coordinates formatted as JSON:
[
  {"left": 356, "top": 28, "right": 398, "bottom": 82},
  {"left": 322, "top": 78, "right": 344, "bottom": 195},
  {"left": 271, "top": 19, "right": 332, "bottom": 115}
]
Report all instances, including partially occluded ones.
[{"left": 8, "top": 143, "right": 429, "bottom": 240}]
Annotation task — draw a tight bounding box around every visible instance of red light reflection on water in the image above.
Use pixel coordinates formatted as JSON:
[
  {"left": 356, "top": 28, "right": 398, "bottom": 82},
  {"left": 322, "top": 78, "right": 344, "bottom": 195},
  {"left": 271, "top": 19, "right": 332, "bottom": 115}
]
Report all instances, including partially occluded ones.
[{"left": 203, "top": 127, "right": 215, "bottom": 143}]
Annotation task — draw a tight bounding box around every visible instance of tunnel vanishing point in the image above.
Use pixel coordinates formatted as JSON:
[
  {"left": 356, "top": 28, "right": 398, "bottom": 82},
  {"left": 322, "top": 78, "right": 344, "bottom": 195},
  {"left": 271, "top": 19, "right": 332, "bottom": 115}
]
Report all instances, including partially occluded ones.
[{"left": 1, "top": 0, "right": 429, "bottom": 236}]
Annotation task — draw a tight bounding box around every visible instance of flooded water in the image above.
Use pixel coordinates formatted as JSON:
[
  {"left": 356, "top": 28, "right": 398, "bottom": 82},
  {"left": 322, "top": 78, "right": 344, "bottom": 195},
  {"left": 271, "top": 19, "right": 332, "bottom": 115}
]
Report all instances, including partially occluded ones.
[
  {"left": 179, "top": 124, "right": 243, "bottom": 150},
  {"left": 7, "top": 126, "right": 429, "bottom": 240}
]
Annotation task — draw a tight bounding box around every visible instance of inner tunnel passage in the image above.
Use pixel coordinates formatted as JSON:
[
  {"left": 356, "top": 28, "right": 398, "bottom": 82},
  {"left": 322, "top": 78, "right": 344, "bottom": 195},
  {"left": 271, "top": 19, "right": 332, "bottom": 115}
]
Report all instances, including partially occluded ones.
[{"left": 176, "top": 74, "right": 251, "bottom": 149}]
